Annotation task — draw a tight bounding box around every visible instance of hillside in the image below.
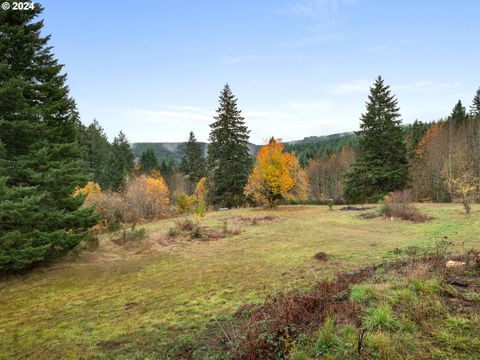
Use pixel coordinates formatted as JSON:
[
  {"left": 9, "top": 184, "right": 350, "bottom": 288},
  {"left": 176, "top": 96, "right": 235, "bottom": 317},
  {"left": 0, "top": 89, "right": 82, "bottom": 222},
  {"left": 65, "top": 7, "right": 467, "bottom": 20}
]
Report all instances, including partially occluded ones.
[{"left": 131, "top": 131, "right": 356, "bottom": 163}]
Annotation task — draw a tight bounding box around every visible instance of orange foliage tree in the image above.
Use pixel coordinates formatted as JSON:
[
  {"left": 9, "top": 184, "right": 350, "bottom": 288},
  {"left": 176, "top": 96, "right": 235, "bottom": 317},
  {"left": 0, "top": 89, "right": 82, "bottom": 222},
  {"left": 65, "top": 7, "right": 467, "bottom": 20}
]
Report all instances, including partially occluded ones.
[{"left": 244, "top": 138, "right": 308, "bottom": 207}]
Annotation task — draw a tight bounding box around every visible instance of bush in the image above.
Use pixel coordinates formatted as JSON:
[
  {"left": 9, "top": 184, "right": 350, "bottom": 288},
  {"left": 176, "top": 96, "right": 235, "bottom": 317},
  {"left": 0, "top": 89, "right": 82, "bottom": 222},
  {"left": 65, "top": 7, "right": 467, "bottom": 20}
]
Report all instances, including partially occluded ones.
[
  {"left": 125, "top": 175, "right": 169, "bottom": 222},
  {"left": 175, "top": 192, "right": 198, "bottom": 214},
  {"left": 176, "top": 218, "right": 195, "bottom": 231},
  {"left": 190, "top": 225, "right": 204, "bottom": 239},
  {"left": 379, "top": 190, "right": 429, "bottom": 222},
  {"left": 85, "top": 175, "right": 169, "bottom": 230}
]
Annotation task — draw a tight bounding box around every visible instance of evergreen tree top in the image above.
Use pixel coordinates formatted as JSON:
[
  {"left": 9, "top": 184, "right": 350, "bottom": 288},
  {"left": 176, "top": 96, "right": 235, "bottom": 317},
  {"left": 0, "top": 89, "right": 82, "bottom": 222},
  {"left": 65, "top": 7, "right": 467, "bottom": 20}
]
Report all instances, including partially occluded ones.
[
  {"left": 470, "top": 87, "right": 480, "bottom": 117},
  {"left": 450, "top": 100, "right": 467, "bottom": 125},
  {"left": 359, "top": 76, "right": 401, "bottom": 132}
]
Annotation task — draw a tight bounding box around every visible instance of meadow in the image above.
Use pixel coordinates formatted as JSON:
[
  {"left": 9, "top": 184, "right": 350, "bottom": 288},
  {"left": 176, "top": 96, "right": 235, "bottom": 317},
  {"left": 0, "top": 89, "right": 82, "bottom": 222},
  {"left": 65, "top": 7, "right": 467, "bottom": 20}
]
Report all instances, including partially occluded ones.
[{"left": 1, "top": 204, "right": 479, "bottom": 359}]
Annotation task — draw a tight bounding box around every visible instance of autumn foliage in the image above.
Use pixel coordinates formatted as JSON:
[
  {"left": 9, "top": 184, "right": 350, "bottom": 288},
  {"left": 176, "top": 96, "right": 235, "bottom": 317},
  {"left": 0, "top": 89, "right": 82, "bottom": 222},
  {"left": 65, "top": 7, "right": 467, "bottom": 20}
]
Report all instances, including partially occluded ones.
[
  {"left": 75, "top": 174, "right": 170, "bottom": 228},
  {"left": 244, "top": 138, "right": 308, "bottom": 207}
]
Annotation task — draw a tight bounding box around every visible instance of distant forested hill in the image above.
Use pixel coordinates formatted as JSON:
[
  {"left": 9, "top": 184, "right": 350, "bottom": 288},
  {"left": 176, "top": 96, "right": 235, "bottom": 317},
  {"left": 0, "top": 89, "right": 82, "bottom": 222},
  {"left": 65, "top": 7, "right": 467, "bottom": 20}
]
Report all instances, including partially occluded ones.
[
  {"left": 131, "top": 142, "right": 260, "bottom": 162},
  {"left": 132, "top": 132, "right": 357, "bottom": 165},
  {"left": 284, "top": 132, "right": 357, "bottom": 166}
]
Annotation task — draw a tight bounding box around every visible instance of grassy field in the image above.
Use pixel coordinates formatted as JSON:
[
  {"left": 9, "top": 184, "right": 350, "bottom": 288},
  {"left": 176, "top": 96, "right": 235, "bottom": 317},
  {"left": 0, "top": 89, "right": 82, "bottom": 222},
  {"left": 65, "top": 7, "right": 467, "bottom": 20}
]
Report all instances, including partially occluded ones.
[{"left": 1, "top": 204, "right": 479, "bottom": 359}]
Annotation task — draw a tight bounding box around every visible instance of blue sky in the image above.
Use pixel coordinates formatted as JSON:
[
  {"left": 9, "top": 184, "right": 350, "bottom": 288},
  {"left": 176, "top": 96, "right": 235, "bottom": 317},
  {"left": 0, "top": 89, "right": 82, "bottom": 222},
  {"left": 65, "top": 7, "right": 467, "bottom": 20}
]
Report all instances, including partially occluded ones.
[{"left": 40, "top": 0, "right": 480, "bottom": 144}]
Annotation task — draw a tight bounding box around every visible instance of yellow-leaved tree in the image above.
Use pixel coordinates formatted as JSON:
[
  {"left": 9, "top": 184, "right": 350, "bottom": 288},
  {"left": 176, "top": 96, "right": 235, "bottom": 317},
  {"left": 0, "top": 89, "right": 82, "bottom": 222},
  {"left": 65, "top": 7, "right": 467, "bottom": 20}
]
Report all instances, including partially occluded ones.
[
  {"left": 244, "top": 137, "right": 308, "bottom": 207},
  {"left": 195, "top": 177, "right": 208, "bottom": 205},
  {"left": 447, "top": 162, "right": 479, "bottom": 214}
]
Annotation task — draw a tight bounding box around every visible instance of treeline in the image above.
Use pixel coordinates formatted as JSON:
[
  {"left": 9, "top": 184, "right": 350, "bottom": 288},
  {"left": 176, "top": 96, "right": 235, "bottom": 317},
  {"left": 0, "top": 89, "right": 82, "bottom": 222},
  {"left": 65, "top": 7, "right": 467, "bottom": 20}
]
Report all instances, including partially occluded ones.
[{"left": 303, "top": 83, "right": 479, "bottom": 205}]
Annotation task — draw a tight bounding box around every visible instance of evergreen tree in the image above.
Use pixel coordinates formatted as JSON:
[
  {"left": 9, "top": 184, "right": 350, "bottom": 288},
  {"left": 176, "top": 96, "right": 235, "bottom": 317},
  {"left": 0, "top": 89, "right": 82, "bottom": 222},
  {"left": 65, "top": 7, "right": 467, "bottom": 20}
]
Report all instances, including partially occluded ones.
[
  {"left": 207, "top": 84, "right": 252, "bottom": 207},
  {"left": 344, "top": 76, "right": 409, "bottom": 203},
  {"left": 470, "top": 87, "right": 480, "bottom": 118},
  {"left": 140, "top": 148, "right": 159, "bottom": 174},
  {"left": 450, "top": 100, "right": 467, "bottom": 126},
  {"left": 159, "top": 155, "right": 176, "bottom": 177},
  {"left": 103, "top": 131, "right": 134, "bottom": 191},
  {"left": 180, "top": 131, "right": 206, "bottom": 188},
  {"left": 77, "top": 119, "right": 111, "bottom": 188},
  {"left": 0, "top": 4, "right": 97, "bottom": 271}
]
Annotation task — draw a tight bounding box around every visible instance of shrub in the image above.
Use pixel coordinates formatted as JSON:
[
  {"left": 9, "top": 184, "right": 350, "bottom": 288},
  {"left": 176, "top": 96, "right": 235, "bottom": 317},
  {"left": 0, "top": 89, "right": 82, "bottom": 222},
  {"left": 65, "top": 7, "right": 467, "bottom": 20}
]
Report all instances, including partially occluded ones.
[
  {"left": 72, "top": 181, "right": 102, "bottom": 199},
  {"left": 94, "top": 191, "right": 126, "bottom": 225},
  {"left": 175, "top": 191, "right": 198, "bottom": 214},
  {"left": 176, "top": 218, "right": 195, "bottom": 231},
  {"left": 379, "top": 190, "right": 429, "bottom": 222},
  {"left": 125, "top": 175, "right": 169, "bottom": 222},
  {"left": 190, "top": 225, "right": 204, "bottom": 239}
]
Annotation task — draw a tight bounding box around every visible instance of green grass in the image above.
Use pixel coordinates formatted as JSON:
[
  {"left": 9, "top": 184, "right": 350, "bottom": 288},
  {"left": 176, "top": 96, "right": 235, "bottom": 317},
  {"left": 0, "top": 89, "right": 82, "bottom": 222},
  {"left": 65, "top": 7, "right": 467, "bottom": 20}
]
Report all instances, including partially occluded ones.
[{"left": 1, "top": 204, "right": 479, "bottom": 358}]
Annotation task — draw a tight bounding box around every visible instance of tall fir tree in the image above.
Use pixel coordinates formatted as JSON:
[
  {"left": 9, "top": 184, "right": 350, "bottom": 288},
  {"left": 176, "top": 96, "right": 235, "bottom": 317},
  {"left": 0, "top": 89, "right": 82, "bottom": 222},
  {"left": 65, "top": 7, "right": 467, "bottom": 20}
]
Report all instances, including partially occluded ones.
[
  {"left": 344, "top": 76, "right": 410, "bottom": 203},
  {"left": 0, "top": 3, "right": 97, "bottom": 271},
  {"left": 450, "top": 100, "right": 467, "bottom": 126},
  {"left": 470, "top": 87, "right": 480, "bottom": 118},
  {"left": 103, "top": 131, "right": 134, "bottom": 191},
  {"left": 207, "top": 84, "right": 252, "bottom": 207},
  {"left": 139, "top": 148, "right": 159, "bottom": 175},
  {"left": 180, "top": 131, "right": 206, "bottom": 189},
  {"left": 77, "top": 119, "right": 111, "bottom": 188}
]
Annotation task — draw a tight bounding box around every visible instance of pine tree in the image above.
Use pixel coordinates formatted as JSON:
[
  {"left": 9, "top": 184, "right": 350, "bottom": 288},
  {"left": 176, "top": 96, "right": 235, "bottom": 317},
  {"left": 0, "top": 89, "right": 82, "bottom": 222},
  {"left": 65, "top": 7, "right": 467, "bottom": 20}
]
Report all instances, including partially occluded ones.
[
  {"left": 140, "top": 148, "right": 159, "bottom": 175},
  {"left": 0, "top": 4, "right": 97, "bottom": 271},
  {"left": 103, "top": 131, "right": 134, "bottom": 191},
  {"left": 207, "top": 84, "right": 252, "bottom": 207},
  {"left": 344, "top": 76, "right": 409, "bottom": 203},
  {"left": 180, "top": 131, "right": 206, "bottom": 189},
  {"left": 451, "top": 100, "right": 467, "bottom": 126},
  {"left": 470, "top": 87, "right": 480, "bottom": 118}
]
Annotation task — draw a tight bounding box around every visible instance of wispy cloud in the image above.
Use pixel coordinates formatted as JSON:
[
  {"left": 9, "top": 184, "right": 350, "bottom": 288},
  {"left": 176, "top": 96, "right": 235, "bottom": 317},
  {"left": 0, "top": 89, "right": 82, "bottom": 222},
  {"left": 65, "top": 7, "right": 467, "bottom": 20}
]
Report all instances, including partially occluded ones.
[{"left": 104, "top": 105, "right": 213, "bottom": 125}]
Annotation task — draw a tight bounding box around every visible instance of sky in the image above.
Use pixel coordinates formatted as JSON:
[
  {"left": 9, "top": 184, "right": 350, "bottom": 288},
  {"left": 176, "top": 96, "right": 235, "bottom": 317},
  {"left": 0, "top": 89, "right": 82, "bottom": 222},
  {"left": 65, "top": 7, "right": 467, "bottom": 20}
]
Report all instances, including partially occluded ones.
[{"left": 40, "top": 0, "right": 480, "bottom": 144}]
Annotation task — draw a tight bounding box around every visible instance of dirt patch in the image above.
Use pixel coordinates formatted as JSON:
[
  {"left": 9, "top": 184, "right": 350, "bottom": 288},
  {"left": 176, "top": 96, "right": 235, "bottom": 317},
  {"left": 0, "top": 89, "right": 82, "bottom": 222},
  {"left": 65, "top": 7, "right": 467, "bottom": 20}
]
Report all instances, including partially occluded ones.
[
  {"left": 340, "top": 206, "right": 373, "bottom": 211},
  {"left": 220, "top": 215, "right": 280, "bottom": 225},
  {"left": 313, "top": 252, "right": 329, "bottom": 261}
]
